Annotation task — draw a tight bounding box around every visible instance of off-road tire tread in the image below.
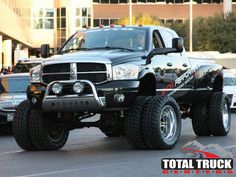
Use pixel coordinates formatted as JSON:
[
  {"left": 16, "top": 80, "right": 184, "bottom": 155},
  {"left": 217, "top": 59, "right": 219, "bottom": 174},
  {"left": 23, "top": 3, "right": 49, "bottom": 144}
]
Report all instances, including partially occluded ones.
[
  {"left": 142, "top": 96, "right": 181, "bottom": 150},
  {"left": 29, "top": 109, "right": 69, "bottom": 150},
  {"left": 125, "top": 96, "right": 149, "bottom": 149},
  {"left": 209, "top": 92, "right": 231, "bottom": 136},
  {"left": 191, "top": 103, "right": 211, "bottom": 136},
  {"left": 13, "top": 100, "right": 36, "bottom": 151}
]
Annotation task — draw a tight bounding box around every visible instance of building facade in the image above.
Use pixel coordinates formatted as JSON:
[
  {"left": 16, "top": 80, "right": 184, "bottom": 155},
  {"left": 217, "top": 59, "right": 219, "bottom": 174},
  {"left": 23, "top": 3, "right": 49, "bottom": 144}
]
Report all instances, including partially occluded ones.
[{"left": 0, "top": 0, "right": 235, "bottom": 68}]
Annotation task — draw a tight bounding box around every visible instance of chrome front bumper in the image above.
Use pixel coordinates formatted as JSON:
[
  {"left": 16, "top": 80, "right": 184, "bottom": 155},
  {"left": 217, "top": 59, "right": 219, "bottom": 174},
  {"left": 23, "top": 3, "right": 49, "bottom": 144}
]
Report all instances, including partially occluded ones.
[{"left": 42, "top": 80, "right": 106, "bottom": 112}]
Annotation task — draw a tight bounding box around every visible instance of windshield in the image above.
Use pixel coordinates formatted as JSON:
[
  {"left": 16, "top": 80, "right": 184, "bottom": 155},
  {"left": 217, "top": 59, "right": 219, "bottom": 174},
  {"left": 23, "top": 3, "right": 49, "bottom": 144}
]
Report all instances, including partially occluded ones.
[
  {"left": 12, "top": 63, "right": 40, "bottom": 73},
  {"left": 60, "top": 27, "right": 148, "bottom": 53},
  {"left": 224, "top": 77, "right": 236, "bottom": 86},
  {"left": 0, "top": 76, "right": 29, "bottom": 93}
]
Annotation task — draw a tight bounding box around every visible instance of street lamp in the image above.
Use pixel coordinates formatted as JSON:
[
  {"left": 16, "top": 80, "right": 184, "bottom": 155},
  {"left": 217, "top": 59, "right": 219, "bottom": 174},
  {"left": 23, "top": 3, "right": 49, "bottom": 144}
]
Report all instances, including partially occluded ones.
[
  {"left": 189, "top": 0, "right": 193, "bottom": 52},
  {"left": 129, "top": 0, "right": 132, "bottom": 25}
]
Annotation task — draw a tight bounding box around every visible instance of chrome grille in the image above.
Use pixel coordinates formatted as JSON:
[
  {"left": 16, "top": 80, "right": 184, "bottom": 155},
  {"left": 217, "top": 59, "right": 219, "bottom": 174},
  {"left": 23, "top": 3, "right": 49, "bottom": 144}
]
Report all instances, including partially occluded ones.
[{"left": 42, "top": 62, "right": 108, "bottom": 84}]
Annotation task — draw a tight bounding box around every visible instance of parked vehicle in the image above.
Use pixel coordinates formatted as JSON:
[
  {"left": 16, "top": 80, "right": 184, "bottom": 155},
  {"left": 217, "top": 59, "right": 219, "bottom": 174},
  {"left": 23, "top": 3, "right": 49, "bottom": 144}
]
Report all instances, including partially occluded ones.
[
  {"left": 12, "top": 26, "right": 231, "bottom": 151},
  {"left": 0, "top": 73, "right": 29, "bottom": 127},
  {"left": 12, "top": 58, "right": 44, "bottom": 73},
  {"left": 223, "top": 71, "right": 236, "bottom": 109}
]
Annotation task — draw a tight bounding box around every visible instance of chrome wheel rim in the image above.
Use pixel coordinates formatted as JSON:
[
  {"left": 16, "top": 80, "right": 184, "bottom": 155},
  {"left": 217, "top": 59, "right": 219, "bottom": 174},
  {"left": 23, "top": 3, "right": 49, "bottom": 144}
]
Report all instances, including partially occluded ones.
[
  {"left": 223, "top": 102, "right": 229, "bottom": 131},
  {"left": 160, "top": 105, "right": 177, "bottom": 141}
]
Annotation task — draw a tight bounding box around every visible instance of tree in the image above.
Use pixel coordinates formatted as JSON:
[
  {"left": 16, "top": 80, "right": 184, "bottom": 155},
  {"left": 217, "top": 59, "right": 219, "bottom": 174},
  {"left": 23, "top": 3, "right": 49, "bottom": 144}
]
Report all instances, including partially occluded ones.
[{"left": 119, "top": 14, "right": 160, "bottom": 26}]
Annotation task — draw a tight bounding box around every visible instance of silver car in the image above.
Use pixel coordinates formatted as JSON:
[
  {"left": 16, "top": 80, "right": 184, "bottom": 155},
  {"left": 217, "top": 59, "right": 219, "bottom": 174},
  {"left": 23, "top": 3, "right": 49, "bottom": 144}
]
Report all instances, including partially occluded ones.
[{"left": 0, "top": 73, "right": 29, "bottom": 127}]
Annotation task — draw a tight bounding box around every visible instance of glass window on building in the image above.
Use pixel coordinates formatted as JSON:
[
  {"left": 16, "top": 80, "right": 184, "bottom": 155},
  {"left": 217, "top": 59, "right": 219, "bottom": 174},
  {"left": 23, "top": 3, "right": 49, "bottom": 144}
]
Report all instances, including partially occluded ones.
[
  {"left": 82, "top": 8, "right": 87, "bottom": 17},
  {"left": 147, "top": 0, "right": 155, "bottom": 3},
  {"left": 57, "top": 7, "right": 67, "bottom": 47},
  {"left": 194, "top": 0, "right": 202, "bottom": 3},
  {"left": 46, "top": 8, "right": 54, "bottom": 17},
  {"left": 76, "top": 8, "right": 80, "bottom": 16},
  {"left": 75, "top": 19, "right": 80, "bottom": 27},
  {"left": 110, "top": 19, "right": 119, "bottom": 25},
  {"left": 93, "top": 0, "right": 100, "bottom": 3},
  {"left": 156, "top": 0, "right": 165, "bottom": 2},
  {"left": 101, "top": 19, "right": 109, "bottom": 26},
  {"left": 175, "top": 0, "right": 184, "bottom": 3},
  {"left": 81, "top": 8, "right": 92, "bottom": 28},
  {"left": 101, "top": 0, "right": 109, "bottom": 3},
  {"left": 61, "top": 8, "right": 66, "bottom": 17},
  {"left": 61, "top": 18, "right": 66, "bottom": 28},
  {"left": 33, "top": 8, "right": 54, "bottom": 29},
  {"left": 94, "top": 19, "right": 100, "bottom": 27},
  {"left": 110, "top": 0, "right": 119, "bottom": 3},
  {"left": 138, "top": 0, "right": 146, "bottom": 3},
  {"left": 212, "top": 0, "right": 223, "bottom": 3},
  {"left": 33, "top": 18, "right": 43, "bottom": 29},
  {"left": 175, "top": 19, "right": 183, "bottom": 24},
  {"left": 132, "top": 0, "right": 137, "bottom": 3},
  {"left": 44, "top": 19, "right": 54, "bottom": 29},
  {"left": 202, "top": 0, "right": 211, "bottom": 3},
  {"left": 166, "top": 0, "right": 174, "bottom": 3},
  {"left": 120, "top": 0, "right": 128, "bottom": 3}
]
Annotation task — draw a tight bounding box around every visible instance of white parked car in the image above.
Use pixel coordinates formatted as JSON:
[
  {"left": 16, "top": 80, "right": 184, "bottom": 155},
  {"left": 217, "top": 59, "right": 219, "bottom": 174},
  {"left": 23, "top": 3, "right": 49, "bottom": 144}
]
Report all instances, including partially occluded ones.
[{"left": 223, "top": 72, "right": 236, "bottom": 109}]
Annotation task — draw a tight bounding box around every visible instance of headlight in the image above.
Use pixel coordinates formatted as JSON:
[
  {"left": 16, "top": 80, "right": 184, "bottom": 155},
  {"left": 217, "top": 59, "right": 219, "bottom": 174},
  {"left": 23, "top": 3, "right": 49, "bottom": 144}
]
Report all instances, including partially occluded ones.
[
  {"left": 113, "top": 64, "right": 139, "bottom": 80},
  {"left": 30, "top": 65, "right": 42, "bottom": 82}
]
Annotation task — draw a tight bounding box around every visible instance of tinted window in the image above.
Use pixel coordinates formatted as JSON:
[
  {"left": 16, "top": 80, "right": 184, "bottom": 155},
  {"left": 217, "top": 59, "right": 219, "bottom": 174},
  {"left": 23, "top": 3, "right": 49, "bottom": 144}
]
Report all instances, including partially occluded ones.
[
  {"left": 61, "top": 28, "right": 148, "bottom": 52},
  {"left": 0, "top": 76, "right": 29, "bottom": 93},
  {"left": 224, "top": 77, "right": 236, "bottom": 86},
  {"left": 160, "top": 30, "right": 174, "bottom": 48},
  {"left": 12, "top": 63, "right": 40, "bottom": 73}
]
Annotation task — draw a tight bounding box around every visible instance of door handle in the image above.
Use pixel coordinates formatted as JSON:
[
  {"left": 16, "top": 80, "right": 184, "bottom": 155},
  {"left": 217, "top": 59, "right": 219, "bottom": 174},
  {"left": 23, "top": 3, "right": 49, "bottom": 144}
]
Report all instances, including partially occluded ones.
[
  {"left": 167, "top": 62, "right": 172, "bottom": 67},
  {"left": 183, "top": 63, "right": 188, "bottom": 67}
]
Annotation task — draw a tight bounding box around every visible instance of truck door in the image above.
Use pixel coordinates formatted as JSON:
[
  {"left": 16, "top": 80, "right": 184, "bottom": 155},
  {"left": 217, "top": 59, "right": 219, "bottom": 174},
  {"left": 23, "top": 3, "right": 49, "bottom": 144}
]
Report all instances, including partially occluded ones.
[
  {"left": 151, "top": 30, "right": 175, "bottom": 96},
  {"left": 159, "top": 29, "right": 193, "bottom": 100}
]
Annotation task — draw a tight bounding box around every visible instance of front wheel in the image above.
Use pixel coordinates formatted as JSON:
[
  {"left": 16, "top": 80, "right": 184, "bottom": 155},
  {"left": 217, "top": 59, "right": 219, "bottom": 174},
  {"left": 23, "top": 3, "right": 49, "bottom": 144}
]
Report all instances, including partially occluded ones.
[
  {"left": 142, "top": 96, "right": 181, "bottom": 150},
  {"left": 29, "top": 110, "right": 69, "bottom": 150}
]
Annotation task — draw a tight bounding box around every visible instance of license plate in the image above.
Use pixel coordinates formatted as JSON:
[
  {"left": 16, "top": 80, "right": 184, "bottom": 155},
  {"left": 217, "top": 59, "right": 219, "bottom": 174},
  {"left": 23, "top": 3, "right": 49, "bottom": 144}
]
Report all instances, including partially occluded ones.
[{"left": 7, "top": 114, "right": 14, "bottom": 122}]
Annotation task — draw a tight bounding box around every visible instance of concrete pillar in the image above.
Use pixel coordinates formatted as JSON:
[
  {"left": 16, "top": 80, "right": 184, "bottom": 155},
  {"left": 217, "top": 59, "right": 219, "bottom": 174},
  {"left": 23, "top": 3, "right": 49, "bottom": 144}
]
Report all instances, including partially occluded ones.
[
  {"left": 23, "top": 48, "right": 29, "bottom": 58},
  {"left": 3, "top": 39, "right": 12, "bottom": 68},
  {"left": 224, "top": 0, "right": 232, "bottom": 15},
  {"left": 0, "top": 35, "right": 2, "bottom": 70}
]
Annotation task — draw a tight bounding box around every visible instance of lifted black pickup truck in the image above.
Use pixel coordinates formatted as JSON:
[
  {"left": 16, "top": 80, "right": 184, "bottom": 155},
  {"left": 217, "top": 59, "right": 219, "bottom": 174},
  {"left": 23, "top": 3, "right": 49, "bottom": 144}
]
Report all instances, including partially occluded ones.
[{"left": 13, "top": 26, "right": 231, "bottom": 151}]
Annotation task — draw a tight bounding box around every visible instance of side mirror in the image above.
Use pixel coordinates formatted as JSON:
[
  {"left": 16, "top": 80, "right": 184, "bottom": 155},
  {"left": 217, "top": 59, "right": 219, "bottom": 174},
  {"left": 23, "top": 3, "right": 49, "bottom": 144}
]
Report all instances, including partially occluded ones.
[
  {"left": 40, "top": 44, "right": 50, "bottom": 58},
  {"left": 172, "top": 37, "right": 183, "bottom": 53}
]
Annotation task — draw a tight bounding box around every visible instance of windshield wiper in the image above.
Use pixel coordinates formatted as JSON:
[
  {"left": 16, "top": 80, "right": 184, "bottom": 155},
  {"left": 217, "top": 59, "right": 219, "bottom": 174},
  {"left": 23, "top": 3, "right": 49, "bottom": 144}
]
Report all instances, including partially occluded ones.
[
  {"left": 88, "top": 46, "right": 134, "bottom": 51},
  {"left": 59, "top": 47, "right": 89, "bottom": 54}
]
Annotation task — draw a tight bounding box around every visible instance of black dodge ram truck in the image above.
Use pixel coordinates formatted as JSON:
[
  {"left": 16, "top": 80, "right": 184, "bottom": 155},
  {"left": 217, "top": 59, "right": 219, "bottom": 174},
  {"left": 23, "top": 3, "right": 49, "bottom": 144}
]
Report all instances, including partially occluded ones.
[{"left": 13, "top": 26, "right": 231, "bottom": 151}]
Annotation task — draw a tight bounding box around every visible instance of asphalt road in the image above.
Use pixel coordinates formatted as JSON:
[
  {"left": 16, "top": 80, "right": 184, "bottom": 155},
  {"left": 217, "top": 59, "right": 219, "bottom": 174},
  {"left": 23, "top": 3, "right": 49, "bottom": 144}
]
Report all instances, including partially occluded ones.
[{"left": 0, "top": 114, "right": 236, "bottom": 177}]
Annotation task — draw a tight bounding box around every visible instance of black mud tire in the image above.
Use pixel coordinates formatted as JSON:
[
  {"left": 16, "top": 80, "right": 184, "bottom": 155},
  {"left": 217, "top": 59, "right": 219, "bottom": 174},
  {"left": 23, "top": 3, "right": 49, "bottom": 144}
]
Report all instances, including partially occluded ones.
[
  {"left": 12, "top": 100, "right": 36, "bottom": 151},
  {"left": 29, "top": 109, "right": 69, "bottom": 150},
  {"left": 142, "top": 96, "right": 181, "bottom": 150},
  {"left": 209, "top": 92, "right": 231, "bottom": 136},
  {"left": 100, "top": 113, "right": 124, "bottom": 137},
  {"left": 191, "top": 103, "right": 211, "bottom": 136},
  {"left": 125, "top": 96, "right": 149, "bottom": 149}
]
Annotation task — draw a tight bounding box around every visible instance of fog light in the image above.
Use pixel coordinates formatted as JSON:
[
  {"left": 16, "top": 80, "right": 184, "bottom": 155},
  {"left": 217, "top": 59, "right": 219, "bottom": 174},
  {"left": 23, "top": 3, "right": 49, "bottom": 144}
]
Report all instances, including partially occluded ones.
[
  {"left": 51, "top": 82, "right": 63, "bottom": 94},
  {"left": 32, "top": 97, "right": 37, "bottom": 104},
  {"left": 73, "top": 82, "right": 84, "bottom": 94},
  {"left": 114, "top": 94, "right": 125, "bottom": 103}
]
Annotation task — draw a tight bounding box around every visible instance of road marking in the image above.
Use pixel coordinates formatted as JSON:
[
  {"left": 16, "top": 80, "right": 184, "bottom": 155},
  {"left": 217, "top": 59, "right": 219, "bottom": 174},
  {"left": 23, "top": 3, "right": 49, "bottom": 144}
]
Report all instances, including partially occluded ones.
[
  {"left": 0, "top": 150, "right": 22, "bottom": 155},
  {"left": 15, "top": 161, "right": 129, "bottom": 177}
]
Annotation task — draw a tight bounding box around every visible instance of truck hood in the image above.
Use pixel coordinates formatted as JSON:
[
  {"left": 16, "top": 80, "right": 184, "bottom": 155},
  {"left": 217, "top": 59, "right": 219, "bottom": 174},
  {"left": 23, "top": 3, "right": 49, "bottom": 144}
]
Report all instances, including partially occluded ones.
[
  {"left": 44, "top": 50, "right": 146, "bottom": 66},
  {"left": 0, "top": 93, "right": 27, "bottom": 111}
]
